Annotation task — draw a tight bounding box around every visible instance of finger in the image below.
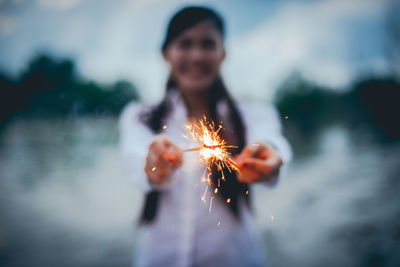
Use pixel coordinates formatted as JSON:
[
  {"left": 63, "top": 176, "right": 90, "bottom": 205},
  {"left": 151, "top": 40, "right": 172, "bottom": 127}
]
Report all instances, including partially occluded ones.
[
  {"left": 146, "top": 155, "right": 174, "bottom": 179},
  {"left": 162, "top": 137, "right": 173, "bottom": 148},
  {"left": 156, "top": 164, "right": 172, "bottom": 177},
  {"left": 146, "top": 155, "right": 163, "bottom": 174},
  {"left": 252, "top": 143, "right": 276, "bottom": 160},
  {"left": 151, "top": 141, "right": 175, "bottom": 164},
  {"left": 145, "top": 161, "right": 162, "bottom": 184},
  {"left": 169, "top": 145, "right": 183, "bottom": 167},
  {"left": 147, "top": 146, "right": 170, "bottom": 169},
  {"left": 145, "top": 159, "right": 171, "bottom": 183},
  {"left": 149, "top": 140, "right": 167, "bottom": 157},
  {"left": 162, "top": 151, "right": 176, "bottom": 164},
  {"left": 146, "top": 149, "right": 158, "bottom": 168},
  {"left": 265, "top": 154, "right": 283, "bottom": 170},
  {"left": 152, "top": 134, "right": 173, "bottom": 150},
  {"left": 162, "top": 147, "right": 180, "bottom": 164},
  {"left": 254, "top": 146, "right": 270, "bottom": 160},
  {"left": 237, "top": 143, "right": 270, "bottom": 160},
  {"left": 149, "top": 135, "right": 184, "bottom": 173},
  {"left": 239, "top": 158, "right": 273, "bottom": 174},
  {"left": 162, "top": 140, "right": 184, "bottom": 165},
  {"left": 237, "top": 168, "right": 261, "bottom": 183},
  {"left": 236, "top": 146, "right": 257, "bottom": 161}
]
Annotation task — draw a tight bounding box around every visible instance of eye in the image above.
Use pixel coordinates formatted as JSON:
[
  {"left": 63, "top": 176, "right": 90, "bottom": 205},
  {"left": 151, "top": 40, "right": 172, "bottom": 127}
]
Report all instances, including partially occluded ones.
[
  {"left": 177, "top": 39, "right": 191, "bottom": 50},
  {"left": 202, "top": 39, "right": 217, "bottom": 50}
]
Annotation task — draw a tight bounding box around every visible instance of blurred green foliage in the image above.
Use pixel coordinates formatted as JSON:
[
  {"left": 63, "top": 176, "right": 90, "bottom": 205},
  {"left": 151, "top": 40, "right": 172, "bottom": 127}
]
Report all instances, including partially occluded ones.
[
  {"left": 343, "top": 77, "right": 400, "bottom": 140},
  {"left": 274, "top": 72, "right": 400, "bottom": 150},
  {"left": 0, "top": 54, "right": 139, "bottom": 124},
  {"left": 1, "top": 54, "right": 399, "bottom": 148},
  {"left": 274, "top": 72, "right": 341, "bottom": 136}
]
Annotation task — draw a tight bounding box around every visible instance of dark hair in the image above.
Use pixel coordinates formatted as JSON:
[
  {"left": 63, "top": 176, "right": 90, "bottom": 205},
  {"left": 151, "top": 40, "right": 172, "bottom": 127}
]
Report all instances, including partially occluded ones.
[
  {"left": 161, "top": 6, "right": 225, "bottom": 51},
  {"left": 139, "top": 6, "right": 250, "bottom": 223}
]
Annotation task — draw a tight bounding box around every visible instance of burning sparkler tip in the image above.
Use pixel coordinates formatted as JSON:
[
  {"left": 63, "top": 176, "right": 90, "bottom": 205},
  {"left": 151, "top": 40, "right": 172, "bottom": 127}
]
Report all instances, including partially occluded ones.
[
  {"left": 183, "top": 116, "right": 239, "bottom": 175},
  {"left": 183, "top": 115, "right": 241, "bottom": 206}
]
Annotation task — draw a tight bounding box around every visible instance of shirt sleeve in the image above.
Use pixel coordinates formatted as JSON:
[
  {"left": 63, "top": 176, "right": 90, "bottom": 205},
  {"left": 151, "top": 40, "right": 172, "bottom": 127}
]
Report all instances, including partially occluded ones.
[
  {"left": 239, "top": 102, "right": 292, "bottom": 187},
  {"left": 118, "top": 102, "right": 154, "bottom": 193}
]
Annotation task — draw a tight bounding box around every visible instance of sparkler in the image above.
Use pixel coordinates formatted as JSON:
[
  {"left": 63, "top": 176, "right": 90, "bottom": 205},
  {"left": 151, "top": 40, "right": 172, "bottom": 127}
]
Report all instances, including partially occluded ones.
[
  {"left": 182, "top": 115, "right": 240, "bottom": 180},
  {"left": 182, "top": 115, "right": 240, "bottom": 212}
]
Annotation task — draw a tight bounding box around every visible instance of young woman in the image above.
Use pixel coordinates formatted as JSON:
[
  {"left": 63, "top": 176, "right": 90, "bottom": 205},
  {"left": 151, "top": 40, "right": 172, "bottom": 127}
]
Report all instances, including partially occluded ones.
[{"left": 119, "top": 6, "right": 291, "bottom": 267}]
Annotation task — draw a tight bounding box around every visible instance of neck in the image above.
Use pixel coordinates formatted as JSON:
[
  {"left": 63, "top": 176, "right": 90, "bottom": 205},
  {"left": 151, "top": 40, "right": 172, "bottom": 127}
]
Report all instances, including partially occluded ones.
[{"left": 180, "top": 90, "right": 210, "bottom": 120}]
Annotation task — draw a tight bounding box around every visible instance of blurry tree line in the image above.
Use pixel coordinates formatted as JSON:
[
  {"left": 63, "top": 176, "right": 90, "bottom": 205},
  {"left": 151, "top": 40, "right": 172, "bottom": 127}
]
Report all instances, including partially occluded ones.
[
  {"left": 1, "top": 53, "right": 399, "bottom": 149},
  {"left": 274, "top": 1, "right": 400, "bottom": 154},
  {"left": 0, "top": 54, "right": 139, "bottom": 124},
  {"left": 274, "top": 72, "right": 400, "bottom": 153}
]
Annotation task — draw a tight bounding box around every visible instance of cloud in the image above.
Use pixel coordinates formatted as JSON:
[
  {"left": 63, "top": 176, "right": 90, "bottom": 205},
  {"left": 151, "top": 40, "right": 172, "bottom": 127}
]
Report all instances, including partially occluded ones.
[
  {"left": 0, "top": 0, "right": 390, "bottom": 102},
  {"left": 0, "top": 14, "right": 17, "bottom": 35},
  {"left": 226, "top": 0, "right": 389, "bottom": 100},
  {"left": 73, "top": 0, "right": 390, "bottom": 101},
  {"left": 36, "top": 0, "right": 85, "bottom": 10},
  {"left": 127, "top": 0, "right": 163, "bottom": 9}
]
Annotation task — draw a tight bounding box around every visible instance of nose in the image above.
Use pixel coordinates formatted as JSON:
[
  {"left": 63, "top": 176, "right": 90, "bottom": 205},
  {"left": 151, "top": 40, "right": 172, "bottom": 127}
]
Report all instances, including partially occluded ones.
[{"left": 189, "top": 47, "right": 205, "bottom": 62}]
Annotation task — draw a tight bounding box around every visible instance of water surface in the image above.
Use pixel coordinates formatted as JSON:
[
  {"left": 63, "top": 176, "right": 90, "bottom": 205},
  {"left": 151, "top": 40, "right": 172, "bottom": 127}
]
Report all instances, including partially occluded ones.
[{"left": 0, "top": 119, "right": 399, "bottom": 267}]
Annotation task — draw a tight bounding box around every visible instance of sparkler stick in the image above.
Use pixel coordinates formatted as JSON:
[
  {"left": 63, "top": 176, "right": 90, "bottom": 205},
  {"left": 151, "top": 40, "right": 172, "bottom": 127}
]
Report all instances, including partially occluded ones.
[{"left": 183, "top": 144, "right": 224, "bottom": 152}]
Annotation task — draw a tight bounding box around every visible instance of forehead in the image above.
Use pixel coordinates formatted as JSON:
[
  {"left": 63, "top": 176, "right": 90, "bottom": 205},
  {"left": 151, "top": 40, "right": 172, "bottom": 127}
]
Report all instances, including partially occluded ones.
[{"left": 175, "top": 20, "right": 222, "bottom": 40}]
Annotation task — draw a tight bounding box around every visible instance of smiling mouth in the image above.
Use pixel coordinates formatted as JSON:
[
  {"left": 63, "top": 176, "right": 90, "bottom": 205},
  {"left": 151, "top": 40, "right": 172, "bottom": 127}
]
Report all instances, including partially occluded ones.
[{"left": 184, "top": 66, "right": 210, "bottom": 78}]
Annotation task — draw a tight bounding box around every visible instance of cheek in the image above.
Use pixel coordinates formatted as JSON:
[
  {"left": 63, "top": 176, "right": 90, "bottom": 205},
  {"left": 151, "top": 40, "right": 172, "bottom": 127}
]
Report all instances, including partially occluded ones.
[
  {"left": 169, "top": 58, "right": 190, "bottom": 77},
  {"left": 205, "top": 52, "right": 224, "bottom": 70},
  {"left": 167, "top": 50, "right": 186, "bottom": 70}
]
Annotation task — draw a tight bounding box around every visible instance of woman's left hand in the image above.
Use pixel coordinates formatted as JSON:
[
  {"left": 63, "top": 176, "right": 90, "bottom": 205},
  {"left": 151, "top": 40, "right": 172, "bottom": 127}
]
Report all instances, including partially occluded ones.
[{"left": 235, "top": 143, "right": 283, "bottom": 184}]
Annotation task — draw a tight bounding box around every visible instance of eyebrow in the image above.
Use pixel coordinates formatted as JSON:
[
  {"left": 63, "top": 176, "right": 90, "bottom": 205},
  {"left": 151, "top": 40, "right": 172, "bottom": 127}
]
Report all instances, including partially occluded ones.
[{"left": 179, "top": 33, "right": 219, "bottom": 41}]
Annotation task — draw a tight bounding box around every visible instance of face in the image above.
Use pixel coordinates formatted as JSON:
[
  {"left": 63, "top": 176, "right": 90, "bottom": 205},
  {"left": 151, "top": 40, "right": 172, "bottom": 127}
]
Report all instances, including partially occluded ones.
[{"left": 163, "top": 20, "right": 226, "bottom": 94}]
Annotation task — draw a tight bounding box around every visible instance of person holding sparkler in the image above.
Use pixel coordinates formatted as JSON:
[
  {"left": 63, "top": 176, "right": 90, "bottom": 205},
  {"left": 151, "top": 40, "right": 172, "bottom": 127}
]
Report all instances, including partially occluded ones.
[{"left": 119, "top": 6, "right": 292, "bottom": 267}]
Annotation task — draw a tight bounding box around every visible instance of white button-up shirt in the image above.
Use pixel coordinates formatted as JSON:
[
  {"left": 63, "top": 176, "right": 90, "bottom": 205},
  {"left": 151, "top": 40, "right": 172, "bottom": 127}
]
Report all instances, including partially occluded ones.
[{"left": 119, "top": 91, "right": 291, "bottom": 267}]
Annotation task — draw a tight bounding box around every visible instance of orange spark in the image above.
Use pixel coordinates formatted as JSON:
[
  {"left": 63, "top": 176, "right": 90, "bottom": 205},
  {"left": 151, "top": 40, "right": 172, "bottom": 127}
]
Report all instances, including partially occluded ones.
[
  {"left": 201, "top": 185, "right": 208, "bottom": 203},
  {"left": 184, "top": 115, "right": 240, "bottom": 179},
  {"left": 184, "top": 116, "right": 241, "bottom": 207},
  {"left": 209, "top": 197, "right": 214, "bottom": 213}
]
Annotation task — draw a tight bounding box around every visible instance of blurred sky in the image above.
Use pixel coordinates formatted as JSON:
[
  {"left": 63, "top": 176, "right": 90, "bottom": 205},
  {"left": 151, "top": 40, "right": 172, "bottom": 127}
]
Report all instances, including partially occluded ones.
[{"left": 0, "top": 0, "right": 395, "bottom": 102}]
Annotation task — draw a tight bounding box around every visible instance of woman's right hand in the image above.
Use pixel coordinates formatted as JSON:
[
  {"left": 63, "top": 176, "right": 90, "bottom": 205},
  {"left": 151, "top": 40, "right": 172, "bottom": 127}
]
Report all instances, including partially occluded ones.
[{"left": 145, "top": 134, "right": 183, "bottom": 185}]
